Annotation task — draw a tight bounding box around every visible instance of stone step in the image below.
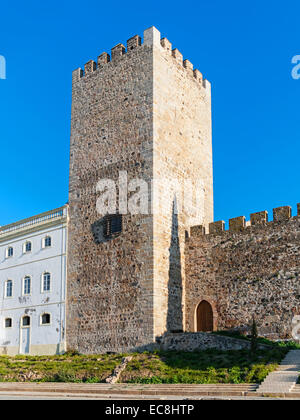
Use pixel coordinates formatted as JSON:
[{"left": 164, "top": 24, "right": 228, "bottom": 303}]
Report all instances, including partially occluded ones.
[
  {"left": 257, "top": 350, "right": 300, "bottom": 394},
  {"left": 0, "top": 382, "right": 258, "bottom": 397},
  {"left": 0, "top": 386, "right": 257, "bottom": 391},
  {"left": 276, "top": 366, "right": 300, "bottom": 372},
  {"left": 0, "top": 383, "right": 257, "bottom": 388}
]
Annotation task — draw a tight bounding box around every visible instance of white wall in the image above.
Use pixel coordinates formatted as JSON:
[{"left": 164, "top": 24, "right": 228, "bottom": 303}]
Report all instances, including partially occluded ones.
[{"left": 0, "top": 219, "right": 67, "bottom": 355}]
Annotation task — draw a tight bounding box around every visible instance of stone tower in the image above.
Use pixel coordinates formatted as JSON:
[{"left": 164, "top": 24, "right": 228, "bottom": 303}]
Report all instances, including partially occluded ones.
[{"left": 67, "top": 26, "right": 213, "bottom": 353}]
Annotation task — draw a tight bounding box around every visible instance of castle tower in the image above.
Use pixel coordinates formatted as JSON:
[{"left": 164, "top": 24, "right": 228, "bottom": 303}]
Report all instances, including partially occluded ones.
[{"left": 67, "top": 27, "right": 213, "bottom": 353}]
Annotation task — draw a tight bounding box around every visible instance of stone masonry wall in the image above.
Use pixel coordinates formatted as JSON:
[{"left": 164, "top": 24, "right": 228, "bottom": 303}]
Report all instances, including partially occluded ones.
[
  {"left": 185, "top": 205, "right": 300, "bottom": 339},
  {"left": 152, "top": 30, "right": 213, "bottom": 338},
  {"left": 159, "top": 332, "right": 269, "bottom": 352},
  {"left": 67, "top": 27, "right": 214, "bottom": 353},
  {"left": 67, "top": 31, "right": 155, "bottom": 353}
]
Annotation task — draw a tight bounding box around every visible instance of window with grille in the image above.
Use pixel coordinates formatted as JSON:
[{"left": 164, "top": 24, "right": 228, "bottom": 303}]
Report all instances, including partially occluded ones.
[
  {"left": 7, "top": 247, "right": 13, "bottom": 258},
  {"left": 44, "top": 236, "right": 52, "bottom": 248},
  {"left": 23, "top": 276, "right": 31, "bottom": 295},
  {"left": 43, "top": 272, "right": 51, "bottom": 292},
  {"left": 5, "top": 280, "right": 13, "bottom": 298},
  {"left": 104, "top": 214, "right": 122, "bottom": 238},
  {"left": 24, "top": 242, "right": 32, "bottom": 253}
]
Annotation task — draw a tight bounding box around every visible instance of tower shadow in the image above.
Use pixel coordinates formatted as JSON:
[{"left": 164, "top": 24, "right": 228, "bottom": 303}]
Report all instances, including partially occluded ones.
[{"left": 166, "top": 197, "right": 183, "bottom": 333}]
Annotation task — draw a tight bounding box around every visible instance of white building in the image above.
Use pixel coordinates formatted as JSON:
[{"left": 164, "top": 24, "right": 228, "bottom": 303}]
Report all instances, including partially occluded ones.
[{"left": 0, "top": 206, "right": 68, "bottom": 355}]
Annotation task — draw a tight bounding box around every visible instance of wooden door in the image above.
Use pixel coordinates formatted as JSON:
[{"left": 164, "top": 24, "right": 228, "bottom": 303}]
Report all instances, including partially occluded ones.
[{"left": 196, "top": 300, "right": 213, "bottom": 332}]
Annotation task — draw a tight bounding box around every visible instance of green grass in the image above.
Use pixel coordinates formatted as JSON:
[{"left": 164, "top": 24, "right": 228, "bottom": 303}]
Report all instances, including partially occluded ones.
[
  {"left": 121, "top": 347, "right": 290, "bottom": 384},
  {"left": 0, "top": 338, "right": 297, "bottom": 384},
  {"left": 0, "top": 353, "right": 124, "bottom": 383}
]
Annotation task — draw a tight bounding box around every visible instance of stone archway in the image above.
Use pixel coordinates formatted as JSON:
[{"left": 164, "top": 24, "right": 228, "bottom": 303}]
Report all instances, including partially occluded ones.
[{"left": 196, "top": 300, "right": 214, "bottom": 332}]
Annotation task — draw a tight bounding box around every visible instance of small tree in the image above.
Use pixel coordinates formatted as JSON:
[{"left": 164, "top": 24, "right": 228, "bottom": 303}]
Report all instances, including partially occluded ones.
[{"left": 250, "top": 316, "right": 258, "bottom": 354}]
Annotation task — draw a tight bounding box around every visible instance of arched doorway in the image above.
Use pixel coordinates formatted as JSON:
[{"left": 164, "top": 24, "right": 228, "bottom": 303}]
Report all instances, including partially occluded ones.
[{"left": 196, "top": 300, "right": 214, "bottom": 332}]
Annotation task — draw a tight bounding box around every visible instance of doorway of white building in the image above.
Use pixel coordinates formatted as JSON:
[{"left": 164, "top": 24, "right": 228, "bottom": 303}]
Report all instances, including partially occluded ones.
[{"left": 20, "top": 316, "right": 31, "bottom": 354}]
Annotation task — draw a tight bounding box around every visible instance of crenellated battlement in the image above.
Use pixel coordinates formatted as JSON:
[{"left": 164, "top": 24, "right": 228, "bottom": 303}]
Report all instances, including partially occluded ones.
[
  {"left": 72, "top": 26, "right": 210, "bottom": 90},
  {"left": 189, "top": 203, "right": 300, "bottom": 238}
]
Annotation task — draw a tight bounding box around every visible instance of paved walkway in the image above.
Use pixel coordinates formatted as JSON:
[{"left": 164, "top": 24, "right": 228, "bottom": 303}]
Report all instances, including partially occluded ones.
[
  {"left": 0, "top": 393, "right": 295, "bottom": 400},
  {"left": 257, "top": 350, "right": 300, "bottom": 394}
]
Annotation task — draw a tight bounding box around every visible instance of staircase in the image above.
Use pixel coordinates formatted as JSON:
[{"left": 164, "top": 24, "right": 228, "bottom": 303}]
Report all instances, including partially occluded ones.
[
  {"left": 0, "top": 382, "right": 258, "bottom": 398},
  {"left": 257, "top": 350, "right": 300, "bottom": 394},
  {"left": 290, "top": 384, "right": 300, "bottom": 397}
]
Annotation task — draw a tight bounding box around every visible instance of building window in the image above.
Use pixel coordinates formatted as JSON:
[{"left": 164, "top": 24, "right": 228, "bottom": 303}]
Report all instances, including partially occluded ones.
[
  {"left": 41, "top": 313, "right": 51, "bottom": 325},
  {"left": 104, "top": 214, "right": 122, "bottom": 238},
  {"left": 42, "top": 272, "right": 51, "bottom": 292},
  {"left": 43, "top": 236, "right": 52, "bottom": 248},
  {"left": 5, "top": 280, "right": 13, "bottom": 298},
  {"left": 23, "top": 276, "right": 31, "bottom": 295},
  {"left": 22, "top": 316, "right": 30, "bottom": 327},
  {"left": 24, "top": 241, "right": 32, "bottom": 253},
  {"left": 5, "top": 318, "right": 12, "bottom": 328},
  {"left": 6, "top": 247, "right": 13, "bottom": 258}
]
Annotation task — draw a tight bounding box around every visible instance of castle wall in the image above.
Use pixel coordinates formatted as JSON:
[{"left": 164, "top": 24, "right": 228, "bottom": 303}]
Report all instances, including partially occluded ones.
[
  {"left": 185, "top": 205, "right": 300, "bottom": 339},
  {"left": 67, "top": 33, "right": 155, "bottom": 353},
  {"left": 67, "top": 27, "right": 214, "bottom": 353},
  {"left": 152, "top": 34, "right": 213, "bottom": 337}
]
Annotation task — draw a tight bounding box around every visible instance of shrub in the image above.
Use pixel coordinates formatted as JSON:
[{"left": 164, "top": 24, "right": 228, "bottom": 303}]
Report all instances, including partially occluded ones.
[
  {"left": 250, "top": 317, "right": 258, "bottom": 354},
  {"left": 45, "top": 371, "right": 81, "bottom": 383}
]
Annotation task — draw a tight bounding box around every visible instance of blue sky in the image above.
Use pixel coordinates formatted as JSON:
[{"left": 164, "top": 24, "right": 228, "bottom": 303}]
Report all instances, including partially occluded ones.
[{"left": 0, "top": 0, "right": 299, "bottom": 226}]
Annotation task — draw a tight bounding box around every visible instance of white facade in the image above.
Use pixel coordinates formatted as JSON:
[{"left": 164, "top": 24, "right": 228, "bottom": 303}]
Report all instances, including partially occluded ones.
[{"left": 0, "top": 206, "right": 68, "bottom": 355}]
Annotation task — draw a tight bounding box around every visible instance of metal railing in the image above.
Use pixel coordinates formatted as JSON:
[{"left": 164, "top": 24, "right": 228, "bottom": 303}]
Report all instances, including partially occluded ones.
[{"left": 0, "top": 206, "right": 67, "bottom": 236}]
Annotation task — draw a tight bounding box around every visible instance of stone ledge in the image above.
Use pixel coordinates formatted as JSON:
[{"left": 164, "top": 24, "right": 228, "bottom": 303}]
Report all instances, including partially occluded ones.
[{"left": 157, "top": 332, "right": 270, "bottom": 352}]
